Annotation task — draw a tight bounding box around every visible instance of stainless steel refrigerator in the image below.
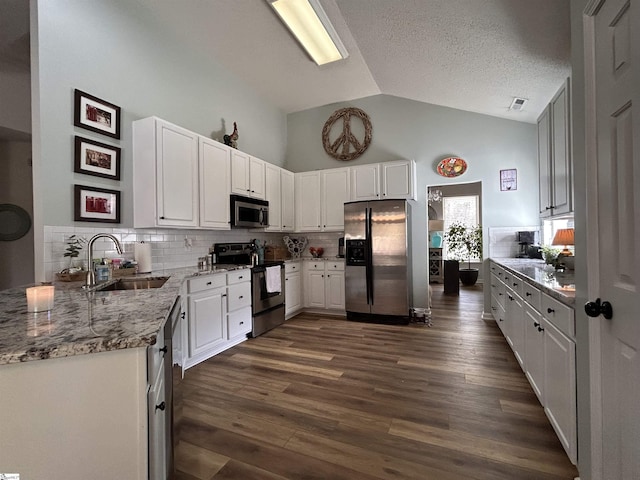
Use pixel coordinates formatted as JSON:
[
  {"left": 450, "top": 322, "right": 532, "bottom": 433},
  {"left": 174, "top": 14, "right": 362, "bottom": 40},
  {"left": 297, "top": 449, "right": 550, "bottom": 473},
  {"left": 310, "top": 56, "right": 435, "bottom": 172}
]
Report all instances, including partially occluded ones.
[{"left": 344, "top": 199, "right": 412, "bottom": 323}]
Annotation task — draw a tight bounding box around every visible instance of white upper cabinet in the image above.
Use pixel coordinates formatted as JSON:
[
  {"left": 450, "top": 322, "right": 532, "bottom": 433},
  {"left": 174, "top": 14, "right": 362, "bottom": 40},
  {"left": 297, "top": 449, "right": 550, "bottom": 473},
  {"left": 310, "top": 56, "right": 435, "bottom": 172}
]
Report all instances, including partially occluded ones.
[
  {"left": 538, "top": 78, "right": 572, "bottom": 218},
  {"left": 295, "top": 171, "right": 322, "bottom": 231},
  {"left": 133, "top": 117, "right": 199, "bottom": 228},
  {"left": 381, "top": 160, "right": 416, "bottom": 199},
  {"left": 281, "top": 169, "right": 295, "bottom": 232},
  {"left": 199, "top": 138, "right": 230, "bottom": 229},
  {"left": 321, "top": 167, "right": 350, "bottom": 231},
  {"left": 351, "top": 164, "right": 380, "bottom": 200},
  {"left": 350, "top": 160, "right": 416, "bottom": 201},
  {"left": 265, "top": 163, "right": 282, "bottom": 232},
  {"left": 231, "top": 150, "right": 265, "bottom": 200}
]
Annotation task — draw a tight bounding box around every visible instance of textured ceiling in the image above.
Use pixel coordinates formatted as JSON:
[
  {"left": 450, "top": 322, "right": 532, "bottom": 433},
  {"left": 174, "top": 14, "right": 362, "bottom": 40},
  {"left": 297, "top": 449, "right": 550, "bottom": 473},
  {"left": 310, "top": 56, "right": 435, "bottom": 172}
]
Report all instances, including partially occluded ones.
[
  {"left": 1, "top": 0, "right": 571, "bottom": 126},
  {"left": 143, "top": 0, "right": 571, "bottom": 123}
]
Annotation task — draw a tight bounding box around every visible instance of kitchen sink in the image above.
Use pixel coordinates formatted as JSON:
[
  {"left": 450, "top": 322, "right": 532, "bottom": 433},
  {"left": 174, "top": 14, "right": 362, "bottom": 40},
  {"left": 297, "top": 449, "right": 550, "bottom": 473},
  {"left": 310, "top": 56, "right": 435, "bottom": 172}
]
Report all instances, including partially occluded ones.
[{"left": 96, "top": 276, "right": 169, "bottom": 291}]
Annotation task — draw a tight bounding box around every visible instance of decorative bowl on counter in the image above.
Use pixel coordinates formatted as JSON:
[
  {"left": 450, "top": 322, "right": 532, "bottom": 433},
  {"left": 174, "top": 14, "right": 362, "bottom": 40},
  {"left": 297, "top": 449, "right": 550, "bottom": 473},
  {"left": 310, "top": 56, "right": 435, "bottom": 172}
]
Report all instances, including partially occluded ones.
[{"left": 309, "top": 247, "right": 324, "bottom": 258}]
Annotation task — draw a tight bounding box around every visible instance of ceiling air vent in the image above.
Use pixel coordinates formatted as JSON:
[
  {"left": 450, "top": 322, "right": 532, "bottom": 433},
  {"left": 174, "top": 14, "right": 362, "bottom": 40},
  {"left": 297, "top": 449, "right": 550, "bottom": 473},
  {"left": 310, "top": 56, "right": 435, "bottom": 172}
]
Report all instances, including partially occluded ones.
[{"left": 509, "top": 97, "right": 528, "bottom": 111}]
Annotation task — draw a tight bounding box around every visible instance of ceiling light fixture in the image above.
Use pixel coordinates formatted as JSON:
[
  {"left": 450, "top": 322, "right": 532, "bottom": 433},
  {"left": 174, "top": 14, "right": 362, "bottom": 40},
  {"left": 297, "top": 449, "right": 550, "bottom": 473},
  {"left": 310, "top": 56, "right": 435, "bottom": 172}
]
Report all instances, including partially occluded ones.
[{"left": 267, "top": 0, "right": 348, "bottom": 65}]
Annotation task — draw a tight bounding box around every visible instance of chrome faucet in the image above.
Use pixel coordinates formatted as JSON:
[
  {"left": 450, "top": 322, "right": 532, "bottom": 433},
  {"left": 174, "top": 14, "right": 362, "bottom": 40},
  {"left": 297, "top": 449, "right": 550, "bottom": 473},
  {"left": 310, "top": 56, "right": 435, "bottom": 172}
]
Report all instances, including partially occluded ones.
[{"left": 84, "top": 233, "right": 124, "bottom": 289}]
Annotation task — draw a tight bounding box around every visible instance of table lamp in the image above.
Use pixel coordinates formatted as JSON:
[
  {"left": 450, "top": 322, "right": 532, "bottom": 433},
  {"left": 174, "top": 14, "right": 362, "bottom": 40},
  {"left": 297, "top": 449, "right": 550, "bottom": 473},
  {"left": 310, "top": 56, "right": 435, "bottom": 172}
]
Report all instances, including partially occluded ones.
[{"left": 552, "top": 228, "right": 575, "bottom": 256}]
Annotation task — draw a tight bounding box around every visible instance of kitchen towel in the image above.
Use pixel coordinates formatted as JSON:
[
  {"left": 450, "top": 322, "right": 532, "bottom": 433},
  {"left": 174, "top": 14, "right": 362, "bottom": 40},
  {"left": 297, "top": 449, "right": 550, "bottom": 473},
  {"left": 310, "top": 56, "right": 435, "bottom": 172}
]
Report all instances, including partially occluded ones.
[
  {"left": 265, "top": 265, "right": 281, "bottom": 293},
  {"left": 135, "top": 242, "right": 152, "bottom": 273}
]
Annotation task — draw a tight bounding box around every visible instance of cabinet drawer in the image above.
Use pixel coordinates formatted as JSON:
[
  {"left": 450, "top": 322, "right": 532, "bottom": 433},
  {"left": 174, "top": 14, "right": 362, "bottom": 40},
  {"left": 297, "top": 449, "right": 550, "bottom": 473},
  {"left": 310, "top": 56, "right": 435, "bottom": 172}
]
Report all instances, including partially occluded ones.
[
  {"left": 325, "top": 261, "right": 345, "bottom": 271},
  {"left": 187, "top": 273, "right": 225, "bottom": 294},
  {"left": 227, "top": 269, "right": 250, "bottom": 285},
  {"left": 285, "top": 261, "right": 301, "bottom": 273},
  {"left": 542, "top": 294, "right": 574, "bottom": 338},
  {"left": 227, "top": 282, "right": 251, "bottom": 311},
  {"left": 508, "top": 275, "right": 523, "bottom": 297},
  {"left": 522, "top": 282, "right": 542, "bottom": 312},
  {"left": 306, "top": 261, "right": 325, "bottom": 271},
  {"left": 228, "top": 306, "right": 252, "bottom": 338}
]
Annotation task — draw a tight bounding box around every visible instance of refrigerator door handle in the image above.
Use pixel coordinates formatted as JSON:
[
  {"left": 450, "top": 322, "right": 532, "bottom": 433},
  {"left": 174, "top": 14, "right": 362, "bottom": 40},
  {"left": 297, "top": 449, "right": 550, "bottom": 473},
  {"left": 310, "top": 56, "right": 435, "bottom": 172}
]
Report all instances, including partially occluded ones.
[{"left": 366, "top": 207, "right": 374, "bottom": 305}]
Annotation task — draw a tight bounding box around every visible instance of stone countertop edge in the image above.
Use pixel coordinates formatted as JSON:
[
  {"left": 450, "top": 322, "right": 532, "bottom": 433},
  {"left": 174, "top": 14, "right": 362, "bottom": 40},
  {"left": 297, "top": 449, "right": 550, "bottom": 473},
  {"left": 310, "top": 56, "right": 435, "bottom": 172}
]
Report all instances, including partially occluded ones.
[
  {"left": 490, "top": 258, "right": 575, "bottom": 306},
  {"left": 0, "top": 265, "right": 251, "bottom": 366}
]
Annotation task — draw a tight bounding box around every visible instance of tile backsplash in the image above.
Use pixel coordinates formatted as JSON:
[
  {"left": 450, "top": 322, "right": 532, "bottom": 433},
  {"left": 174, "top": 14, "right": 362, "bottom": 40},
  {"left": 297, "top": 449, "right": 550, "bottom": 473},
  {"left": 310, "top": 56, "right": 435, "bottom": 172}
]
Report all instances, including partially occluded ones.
[
  {"left": 488, "top": 226, "right": 540, "bottom": 258},
  {"left": 44, "top": 226, "right": 344, "bottom": 281}
]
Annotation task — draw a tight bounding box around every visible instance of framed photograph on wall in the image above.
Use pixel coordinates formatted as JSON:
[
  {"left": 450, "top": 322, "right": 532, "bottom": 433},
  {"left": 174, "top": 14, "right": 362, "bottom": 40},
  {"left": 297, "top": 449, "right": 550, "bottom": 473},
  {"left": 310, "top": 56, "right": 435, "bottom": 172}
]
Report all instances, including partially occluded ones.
[
  {"left": 73, "top": 89, "right": 121, "bottom": 139},
  {"left": 74, "top": 184, "right": 121, "bottom": 223},
  {"left": 500, "top": 168, "right": 517, "bottom": 191},
  {"left": 74, "top": 136, "right": 121, "bottom": 180}
]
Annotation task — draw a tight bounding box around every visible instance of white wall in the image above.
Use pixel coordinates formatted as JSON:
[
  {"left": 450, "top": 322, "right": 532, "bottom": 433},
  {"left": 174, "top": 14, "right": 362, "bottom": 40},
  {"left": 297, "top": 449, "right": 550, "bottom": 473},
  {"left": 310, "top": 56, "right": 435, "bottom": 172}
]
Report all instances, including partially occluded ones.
[
  {"left": 286, "top": 94, "right": 539, "bottom": 306},
  {"left": 0, "top": 140, "right": 34, "bottom": 289},
  {"left": 0, "top": 71, "right": 31, "bottom": 134},
  {"left": 32, "top": 0, "right": 287, "bottom": 229}
]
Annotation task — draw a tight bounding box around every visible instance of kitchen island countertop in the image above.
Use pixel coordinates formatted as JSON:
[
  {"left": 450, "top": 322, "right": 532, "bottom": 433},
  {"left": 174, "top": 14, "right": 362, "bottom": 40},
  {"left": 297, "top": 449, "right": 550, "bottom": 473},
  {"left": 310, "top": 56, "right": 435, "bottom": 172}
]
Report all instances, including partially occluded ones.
[
  {"left": 0, "top": 264, "right": 250, "bottom": 366},
  {"left": 490, "top": 258, "right": 575, "bottom": 306}
]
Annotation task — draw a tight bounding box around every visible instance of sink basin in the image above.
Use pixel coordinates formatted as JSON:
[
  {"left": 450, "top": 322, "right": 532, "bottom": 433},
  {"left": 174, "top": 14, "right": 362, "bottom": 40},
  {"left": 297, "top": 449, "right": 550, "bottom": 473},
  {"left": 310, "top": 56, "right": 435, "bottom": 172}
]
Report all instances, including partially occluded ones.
[{"left": 96, "top": 276, "right": 169, "bottom": 291}]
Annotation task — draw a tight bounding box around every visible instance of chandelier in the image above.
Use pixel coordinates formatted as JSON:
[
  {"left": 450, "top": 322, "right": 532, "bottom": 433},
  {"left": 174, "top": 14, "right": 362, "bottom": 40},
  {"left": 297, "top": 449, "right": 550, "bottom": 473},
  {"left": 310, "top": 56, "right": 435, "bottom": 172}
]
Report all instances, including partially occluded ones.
[{"left": 428, "top": 188, "right": 442, "bottom": 204}]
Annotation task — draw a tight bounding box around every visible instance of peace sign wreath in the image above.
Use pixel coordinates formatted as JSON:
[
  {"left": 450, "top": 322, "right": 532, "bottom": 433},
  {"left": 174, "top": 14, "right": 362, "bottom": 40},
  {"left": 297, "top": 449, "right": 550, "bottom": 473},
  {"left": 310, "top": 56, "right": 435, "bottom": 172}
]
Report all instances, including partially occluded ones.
[{"left": 321, "top": 107, "right": 372, "bottom": 161}]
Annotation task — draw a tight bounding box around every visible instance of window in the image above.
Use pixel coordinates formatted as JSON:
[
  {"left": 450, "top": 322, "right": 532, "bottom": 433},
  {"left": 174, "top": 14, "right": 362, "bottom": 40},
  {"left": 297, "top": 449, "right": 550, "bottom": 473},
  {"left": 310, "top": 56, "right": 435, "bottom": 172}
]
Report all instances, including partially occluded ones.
[{"left": 443, "top": 195, "right": 480, "bottom": 260}]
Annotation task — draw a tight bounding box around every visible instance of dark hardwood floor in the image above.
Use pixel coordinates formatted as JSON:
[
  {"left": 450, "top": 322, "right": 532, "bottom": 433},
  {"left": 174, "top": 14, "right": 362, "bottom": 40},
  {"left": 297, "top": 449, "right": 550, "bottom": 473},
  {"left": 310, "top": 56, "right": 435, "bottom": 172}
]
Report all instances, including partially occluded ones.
[{"left": 173, "top": 284, "right": 579, "bottom": 480}]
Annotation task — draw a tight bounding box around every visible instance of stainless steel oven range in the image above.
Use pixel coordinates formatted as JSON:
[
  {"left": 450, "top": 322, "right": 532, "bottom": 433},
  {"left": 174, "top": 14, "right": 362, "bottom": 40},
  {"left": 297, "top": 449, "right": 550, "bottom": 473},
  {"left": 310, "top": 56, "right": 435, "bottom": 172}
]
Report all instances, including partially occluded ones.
[{"left": 212, "top": 242, "right": 285, "bottom": 337}]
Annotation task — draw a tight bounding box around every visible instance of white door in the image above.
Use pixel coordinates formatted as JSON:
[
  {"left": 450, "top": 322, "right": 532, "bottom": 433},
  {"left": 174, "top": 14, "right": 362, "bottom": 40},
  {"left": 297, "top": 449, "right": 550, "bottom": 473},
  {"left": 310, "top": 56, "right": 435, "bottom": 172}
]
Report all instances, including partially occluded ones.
[
  {"left": 586, "top": 1, "right": 640, "bottom": 478},
  {"left": 295, "top": 171, "right": 321, "bottom": 231},
  {"left": 230, "top": 150, "right": 250, "bottom": 195},
  {"left": 265, "top": 163, "right": 282, "bottom": 231},
  {"left": 281, "top": 169, "right": 295, "bottom": 231},
  {"left": 322, "top": 168, "right": 350, "bottom": 231}
]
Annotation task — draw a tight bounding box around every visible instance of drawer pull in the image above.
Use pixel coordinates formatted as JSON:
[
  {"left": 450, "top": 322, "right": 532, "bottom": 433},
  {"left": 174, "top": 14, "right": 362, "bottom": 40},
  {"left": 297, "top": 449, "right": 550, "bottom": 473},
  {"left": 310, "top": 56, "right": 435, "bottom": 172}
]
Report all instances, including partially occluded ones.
[
  {"left": 533, "top": 321, "right": 540, "bottom": 328},
  {"left": 526, "top": 292, "right": 532, "bottom": 297},
  {"left": 159, "top": 346, "right": 168, "bottom": 355},
  {"left": 240, "top": 321, "right": 244, "bottom": 325},
  {"left": 206, "top": 281, "right": 212, "bottom": 286},
  {"left": 239, "top": 295, "right": 243, "bottom": 299},
  {"left": 508, "top": 295, "right": 514, "bottom": 301},
  {"left": 538, "top": 326, "right": 545, "bottom": 332},
  {"left": 513, "top": 282, "right": 518, "bottom": 287},
  {"left": 239, "top": 275, "right": 244, "bottom": 279},
  {"left": 155, "top": 402, "right": 166, "bottom": 411},
  {"left": 547, "top": 307, "right": 555, "bottom": 314}
]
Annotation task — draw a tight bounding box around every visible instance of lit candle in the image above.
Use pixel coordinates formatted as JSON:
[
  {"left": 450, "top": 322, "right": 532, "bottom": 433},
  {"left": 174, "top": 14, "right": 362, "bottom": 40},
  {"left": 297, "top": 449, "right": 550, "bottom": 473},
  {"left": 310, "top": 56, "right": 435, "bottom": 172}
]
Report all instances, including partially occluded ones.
[{"left": 26, "top": 285, "right": 55, "bottom": 312}]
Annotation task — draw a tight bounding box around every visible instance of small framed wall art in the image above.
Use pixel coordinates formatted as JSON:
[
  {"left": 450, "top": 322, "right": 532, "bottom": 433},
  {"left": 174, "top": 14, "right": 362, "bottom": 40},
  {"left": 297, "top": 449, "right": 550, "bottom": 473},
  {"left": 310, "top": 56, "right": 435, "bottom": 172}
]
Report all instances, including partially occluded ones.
[
  {"left": 74, "top": 136, "right": 121, "bottom": 180},
  {"left": 74, "top": 89, "right": 121, "bottom": 139},
  {"left": 500, "top": 169, "right": 517, "bottom": 191},
  {"left": 74, "top": 184, "right": 121, "bottom": 223}
]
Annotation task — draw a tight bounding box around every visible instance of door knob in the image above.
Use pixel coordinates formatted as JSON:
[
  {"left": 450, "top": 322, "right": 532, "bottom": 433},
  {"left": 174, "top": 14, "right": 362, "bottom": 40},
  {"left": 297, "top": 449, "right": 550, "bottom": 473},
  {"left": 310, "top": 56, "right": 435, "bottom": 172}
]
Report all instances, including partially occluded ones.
[{"left": 584, "top": 298, "right": 613, "bottom": 319}]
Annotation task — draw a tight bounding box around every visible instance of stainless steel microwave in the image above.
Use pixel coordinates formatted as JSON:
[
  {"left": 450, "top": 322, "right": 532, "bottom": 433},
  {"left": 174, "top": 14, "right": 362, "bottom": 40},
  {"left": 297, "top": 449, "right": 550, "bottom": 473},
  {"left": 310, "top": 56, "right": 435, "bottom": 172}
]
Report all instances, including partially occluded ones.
[{"left": 230, "top": 195, "right": 269, "bottom": 228}]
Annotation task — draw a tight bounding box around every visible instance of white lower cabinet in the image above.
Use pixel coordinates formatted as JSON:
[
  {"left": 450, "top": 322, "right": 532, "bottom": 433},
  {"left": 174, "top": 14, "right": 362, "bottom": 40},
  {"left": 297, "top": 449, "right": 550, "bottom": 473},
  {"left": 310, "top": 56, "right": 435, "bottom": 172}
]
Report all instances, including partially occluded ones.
[
  {"left": 285, "top": 261, "right": 302, "bottom": 318},
  {"left": 183, "top": 270, "right": 251, "bottom": 370},
  {"left": 490, "top": 261, "right": 576, "bottom": 465},
  {"left": 303, "top": 260, "right": 345, "bottom": 312}
]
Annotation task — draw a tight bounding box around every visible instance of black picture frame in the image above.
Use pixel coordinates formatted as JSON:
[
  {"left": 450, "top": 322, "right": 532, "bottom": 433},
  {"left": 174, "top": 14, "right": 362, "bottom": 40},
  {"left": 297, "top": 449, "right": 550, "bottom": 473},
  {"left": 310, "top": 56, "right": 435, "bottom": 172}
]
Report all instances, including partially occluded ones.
[
  {"left": 73, "top": 89, "right": 121, "bottom": 139},
  {"left": 74, "top": 184, "right": 121, "bottom": 223},
  {"left": 74, "top": 136, "right": 121, "bottom": 180}
]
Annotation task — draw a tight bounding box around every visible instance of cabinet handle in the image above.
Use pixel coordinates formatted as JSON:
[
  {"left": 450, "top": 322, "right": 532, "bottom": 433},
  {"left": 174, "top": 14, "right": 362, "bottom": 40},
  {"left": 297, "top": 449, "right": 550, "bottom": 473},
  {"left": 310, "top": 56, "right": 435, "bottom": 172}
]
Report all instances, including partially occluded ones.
[
  {"left": 499, "top": 318, "right": 504, "bottom": 322},
  {"left": 159, "top": 346, "right": 168, "bottom": 355},
  {"left": 240, "top": 321, "right": 244, "bottom": 325},
  {"left": 491, "top": 306, "right": 497, "bottom": 311},
  {"left": 545, "top": 206, "right": 552, "bottom": 211},
  {"left": 533, "top": 321, "right": 540, "bottom": 328},
  {"left": 160, "top": 216, "right": 165, "bottom": 219},
  {"left": 538, "top": 326, "right": 545, "bottom": 332},
  {"left": 513, "top": 282, "right": 518, "bottom": 287},
  {"left": 498, "top": 293, "right": 503, "bottom": 296},
  {"left": 155, "top": 402, "right": 166, "bottom": 411},
  {"left": 508, "top": 295, "right": 514, "bottom": 301},
  {"left": 526, "top": 292, "right": 532, "bottom": 297},
  {"left": 206, "top": 281, "right": 212, "bottom": 285},
  {"left": 286, "top": 278, "right": 289, "bottom": 281},
  {"left": 547, "top": 307, "right": 555, "bottom": 314},
  {"left": 239, "top": 295, "right": 243, "bottom": 299},
  {"left": 222, "top": 294, "right": 227, "bottom": 297},
  {"left": 180, "top": 312, "right": 186, "bottom": 319}
]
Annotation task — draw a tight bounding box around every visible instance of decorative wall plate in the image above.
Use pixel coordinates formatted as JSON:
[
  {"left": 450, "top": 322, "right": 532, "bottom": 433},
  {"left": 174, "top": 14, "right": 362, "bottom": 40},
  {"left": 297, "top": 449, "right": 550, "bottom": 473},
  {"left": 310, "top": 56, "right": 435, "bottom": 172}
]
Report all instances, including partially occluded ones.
[
  {"left": 0, "top": 204, "right": 32, "bottom": 241},
  {"left": 437, "top": 157, "right": 467, "bottom": 177}
]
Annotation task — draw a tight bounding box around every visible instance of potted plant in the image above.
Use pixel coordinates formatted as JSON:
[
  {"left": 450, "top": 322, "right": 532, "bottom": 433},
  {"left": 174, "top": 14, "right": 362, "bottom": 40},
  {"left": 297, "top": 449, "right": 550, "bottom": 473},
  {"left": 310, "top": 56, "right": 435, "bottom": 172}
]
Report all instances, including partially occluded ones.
[
  {"left": 57, "top": 235, "right": 87, "bottom": 281},
  {"left": 444, "top": 222, "right": 483, "bottom": 286}
]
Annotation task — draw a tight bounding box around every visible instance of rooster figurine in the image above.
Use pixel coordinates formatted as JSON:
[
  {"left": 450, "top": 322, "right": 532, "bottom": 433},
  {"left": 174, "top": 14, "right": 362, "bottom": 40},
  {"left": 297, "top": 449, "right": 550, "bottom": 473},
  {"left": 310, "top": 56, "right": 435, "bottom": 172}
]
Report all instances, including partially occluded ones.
[{"left": 223, "top": 122, "right": 239, "bottom": 149}]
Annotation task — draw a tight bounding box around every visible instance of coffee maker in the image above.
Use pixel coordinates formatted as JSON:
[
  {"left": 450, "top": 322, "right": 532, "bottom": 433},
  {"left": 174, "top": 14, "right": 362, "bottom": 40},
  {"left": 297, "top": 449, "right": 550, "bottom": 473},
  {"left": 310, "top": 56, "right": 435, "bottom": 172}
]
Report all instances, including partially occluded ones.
[{"left": 516, "top": 231, "right": 535, "bottom": 258}]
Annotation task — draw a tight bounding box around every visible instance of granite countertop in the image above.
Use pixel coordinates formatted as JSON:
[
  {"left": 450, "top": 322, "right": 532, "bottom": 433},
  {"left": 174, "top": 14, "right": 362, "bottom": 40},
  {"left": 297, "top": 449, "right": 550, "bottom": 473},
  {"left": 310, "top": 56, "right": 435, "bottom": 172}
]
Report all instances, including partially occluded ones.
[
  {"left": 0, "top": 264, "right": 250, "bottom": 366},
  {"left": 490, "top": 258, "right": 575, "bottom": 306}
]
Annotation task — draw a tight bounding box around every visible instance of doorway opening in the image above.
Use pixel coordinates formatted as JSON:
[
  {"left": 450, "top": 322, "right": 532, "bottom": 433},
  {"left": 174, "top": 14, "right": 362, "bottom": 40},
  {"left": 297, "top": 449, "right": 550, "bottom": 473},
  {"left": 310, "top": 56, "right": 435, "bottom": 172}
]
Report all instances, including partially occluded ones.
[{"left": 427, "top": 181, "right": 483, "bottom": 285}]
